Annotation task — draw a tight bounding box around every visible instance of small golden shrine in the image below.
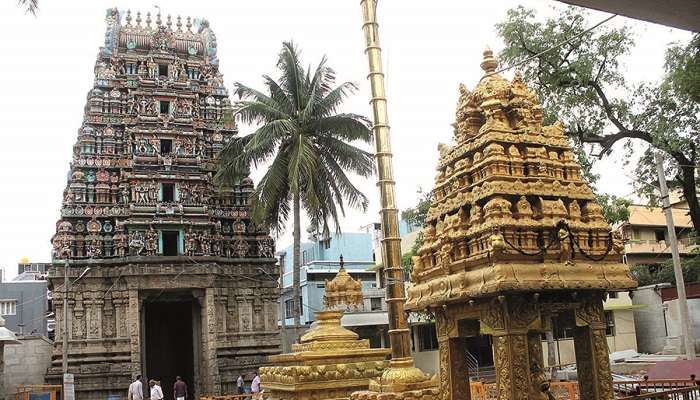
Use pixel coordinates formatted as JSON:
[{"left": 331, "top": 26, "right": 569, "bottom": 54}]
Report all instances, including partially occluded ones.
[
  {"left": 260, "top": 258, "right": 390, "bottom": 400},
  {"left": 405, "top": 50, "right": 636, "bottom": 400}
]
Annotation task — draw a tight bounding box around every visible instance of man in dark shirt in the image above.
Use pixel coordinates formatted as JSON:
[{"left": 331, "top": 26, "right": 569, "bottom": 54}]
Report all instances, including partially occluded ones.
[{"left": 173, "top": 376, "right": 187, "bottom": 400}]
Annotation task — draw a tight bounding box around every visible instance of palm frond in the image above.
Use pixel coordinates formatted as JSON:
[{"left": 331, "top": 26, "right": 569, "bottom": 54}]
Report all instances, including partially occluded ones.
[
  {"left": 315, "top": 114, "right": 373, "bottom": 143},
  {"left": 277, "top": 41, "right": 306, "bottom": 111},
  {"left": 18, "top": 0, "right": 38, "bottom": 15}
]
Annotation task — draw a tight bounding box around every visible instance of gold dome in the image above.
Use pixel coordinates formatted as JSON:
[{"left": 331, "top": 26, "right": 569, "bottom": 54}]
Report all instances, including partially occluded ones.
[
  {"left": 323, "top": 256, "right": 364, "bottom": 310},
  {"left": 19, "top": 256, "right": 29, "bottom": 264}
]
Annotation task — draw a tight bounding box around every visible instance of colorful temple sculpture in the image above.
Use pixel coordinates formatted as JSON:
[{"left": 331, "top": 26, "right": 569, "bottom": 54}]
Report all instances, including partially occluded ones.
[
  {"left": 404, "top": 50, "right": 637, "bottom": 400},
  {"left": 261, "top": 257, "right": 390, "bottom": 400},
  {"left": 48, "top": 9, "right": 279, "bottom": 400}
]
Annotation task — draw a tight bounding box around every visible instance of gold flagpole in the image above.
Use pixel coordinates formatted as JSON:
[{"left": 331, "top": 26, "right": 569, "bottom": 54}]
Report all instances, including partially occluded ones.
[{"left": 358, "top": 0, "right": 434, "bottom": 394}]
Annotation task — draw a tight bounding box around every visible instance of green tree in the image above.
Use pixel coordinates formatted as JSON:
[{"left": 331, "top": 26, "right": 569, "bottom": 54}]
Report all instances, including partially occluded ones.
[
  {"left": 216, "top": 42, "right": 374, "bottom": 327},
  {"left": 496, "top": 7, "right": 700, "bottom": 232},
  {"left": 400, "top": 190, "right": 433, "bottom": 228},
  {"left": 630, "top": 255, "right": 700, "bottom": 286},
  {"left": 596, "top": 193, "right": 631, "bottom": 225}
]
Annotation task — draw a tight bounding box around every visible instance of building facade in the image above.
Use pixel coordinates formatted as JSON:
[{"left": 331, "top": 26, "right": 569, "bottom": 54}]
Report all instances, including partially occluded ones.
[
  {"left": 278, "top": 232, "right": 380, "bottom": 327},
  {"left": 0, "top": 281, "right": 48, "bottom": 337},
  {"left": 47, "top": 9, "right": 279, "bottom": 400},
  {"left": 617, "top": 200, "right": 696, "bottom": 267}
]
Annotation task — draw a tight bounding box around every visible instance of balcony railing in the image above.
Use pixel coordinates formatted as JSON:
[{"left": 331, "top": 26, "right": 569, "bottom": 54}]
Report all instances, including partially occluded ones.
[{"left": 624, "top": 238, "right": 698, "bottom": 254}]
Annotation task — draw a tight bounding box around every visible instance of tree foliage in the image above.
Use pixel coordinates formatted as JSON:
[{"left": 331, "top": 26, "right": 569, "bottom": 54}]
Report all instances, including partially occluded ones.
[
  {"left": 216, "top": 42, "right": 374, "bottom": 325},
  {"left": 496, "top": 7, "right": 700, "bottom": 232},
  {"left": 217, "top": 41, "right": 374, "bottom": 234},
  {"left": 18, "top": 0, "right": 38, "bottom": 15},
  {"left": 596, "top": 193, "right": 631, "bottom": 225},
  {"left": 400, "top": 190, "right": 433, "bottom": 228},
  {"left": 630, "top": 255, "right": 700, "bottom": 286}
]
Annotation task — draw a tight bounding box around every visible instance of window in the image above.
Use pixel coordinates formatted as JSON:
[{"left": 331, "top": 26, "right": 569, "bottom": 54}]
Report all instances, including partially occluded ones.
[
  {"left": 370, "top": 297, "right": 382, "bottom": 311},
  {"left": 160, "top": 139, "right": 172, "bottom": 154},
  {"left": 608, "top": 292, "right": 619, "bottom": 299},
  {"left": 158, "top": 64, "right": 168, "bottom": 77},
  {"left": 126, "top": 63, "right": 136, "bottom": 75},
  {"left": 284, "top": 297, "right": 304, "bottom": 319},
  {"left": 605, "top": 311, "right": 616, "bottom": 336},
  {"left": 161, "top": 231, "right": 180, "bottom": 256},
  {"left": 416, "top": 323, "right": 438, "bottom": 351},
  {"left": 161, "top": 183, "right": 175, "bottom": 202},
  {"left": 553, "top": 311, "right": 576, "bottom": 339},
  {"left": 284, "top": 299, "right": 294, "bottom": 319},
  {"left": 302, "top": 250, "right": 309, "bottom": 264},
  {"left": 655, "top": 230, "right": 666, "bottom": 242},
  {"left": 316, "top": 284, "right": 325, "bottom": 288},
  {"left": 323, "top": 238, "right": 331, "bottom": 249},
  {"left": 0, "top": 300, "right": 17, "bottom": 316},
  {"left": 159, "top": 101, "right": 171, "bottom": 114}
]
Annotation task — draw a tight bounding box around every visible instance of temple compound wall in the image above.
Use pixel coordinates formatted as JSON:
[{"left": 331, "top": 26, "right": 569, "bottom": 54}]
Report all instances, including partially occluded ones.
[{"left": 47, "top": 9, "right": 279, "bottom": 400}]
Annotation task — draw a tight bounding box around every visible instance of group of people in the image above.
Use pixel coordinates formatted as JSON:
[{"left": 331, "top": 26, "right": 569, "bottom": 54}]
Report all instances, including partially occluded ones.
[
  {"left": 127, "top": 372, "right": 261, "bottom": 399},
  {"left": 128, "top": 375, "right": 188, "bottom": 400}
]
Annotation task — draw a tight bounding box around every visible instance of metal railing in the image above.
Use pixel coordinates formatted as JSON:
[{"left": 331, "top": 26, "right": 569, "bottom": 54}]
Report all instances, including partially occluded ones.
[
  {"left": 465, "top": 350, "right": 479, "bottom": 380},
  {"left": 614, "top": 378, "right": 699, "bottom": 400}
]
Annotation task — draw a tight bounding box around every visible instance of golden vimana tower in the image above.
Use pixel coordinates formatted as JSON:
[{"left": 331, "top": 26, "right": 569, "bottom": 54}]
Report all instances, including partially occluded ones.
[{"left": 404, "top": 50, "right": 636, "bottom": 400}]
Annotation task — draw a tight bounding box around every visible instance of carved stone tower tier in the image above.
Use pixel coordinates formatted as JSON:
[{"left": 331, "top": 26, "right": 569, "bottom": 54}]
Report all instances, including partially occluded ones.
[
  {"left": 404, "top": 50, "right": 636, "bottom": 400},
  {"left": 47, "top": 9, "right": 279, "bottom": 400}
]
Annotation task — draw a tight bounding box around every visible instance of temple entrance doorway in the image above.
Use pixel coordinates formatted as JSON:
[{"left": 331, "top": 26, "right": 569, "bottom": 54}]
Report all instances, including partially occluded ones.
[{"left": 143, "top": 292, "right": 200, "bottom": 400}]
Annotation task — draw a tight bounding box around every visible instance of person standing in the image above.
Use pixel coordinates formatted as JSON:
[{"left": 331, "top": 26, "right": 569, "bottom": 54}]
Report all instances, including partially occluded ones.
[
  {"left": 251, "top": 372, "right": 261, "bottom": 399},
  {"left": 236, "top": 375, "right": 245, "bottom": 395},
  {"left": 173, "top": 376, "right": 188, "bottom": 400},
  {"left": 128, "top": 375, "right": 144, "bottom": 400},
  {"left": 149, "top": 380, "right": 164, "bottom": 400}
]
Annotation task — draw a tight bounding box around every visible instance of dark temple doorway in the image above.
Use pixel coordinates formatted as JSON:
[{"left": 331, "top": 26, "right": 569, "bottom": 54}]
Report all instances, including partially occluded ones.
[{"left": 144, "top": 293, "right": 199, "bottom": 400}]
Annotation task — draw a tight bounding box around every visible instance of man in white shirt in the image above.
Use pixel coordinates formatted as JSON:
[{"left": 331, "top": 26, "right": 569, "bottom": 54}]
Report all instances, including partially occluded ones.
[
  {"left": 236, "top": 375, "right": 245, "bottom": 394},
  {"left": 128, "top": 375, "right": 144, "bottom": 400},
  {"left": 251, "top": 372, "right": 261, "bottom": 399}
]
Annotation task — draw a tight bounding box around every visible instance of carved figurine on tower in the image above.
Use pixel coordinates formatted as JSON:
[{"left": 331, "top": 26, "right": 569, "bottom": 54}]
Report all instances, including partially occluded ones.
[
  {"left": 405, "top": 49, "right": 637, "bottom": 400},
  {"left": 47, "top": 9, "right": 280, "bottom": 400}
]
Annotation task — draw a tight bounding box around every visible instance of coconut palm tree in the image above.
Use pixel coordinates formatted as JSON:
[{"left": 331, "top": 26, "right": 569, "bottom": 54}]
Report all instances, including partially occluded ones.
[
  {"left": 18, "top": 0, "right": 39, "bottom": 15},
  {"left": 216, "top": 41, "right": 374, "bottom": 328}
]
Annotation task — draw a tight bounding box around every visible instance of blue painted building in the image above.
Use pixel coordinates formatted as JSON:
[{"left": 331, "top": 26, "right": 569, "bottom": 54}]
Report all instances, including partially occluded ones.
[{"left": 277, "top": 231, "right": 382, "bottom": 326}]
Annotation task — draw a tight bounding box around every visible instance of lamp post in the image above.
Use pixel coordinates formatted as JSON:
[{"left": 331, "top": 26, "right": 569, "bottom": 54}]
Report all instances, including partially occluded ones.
[{"left": 62, "top": 258, "right": 69, "bottom": 375}]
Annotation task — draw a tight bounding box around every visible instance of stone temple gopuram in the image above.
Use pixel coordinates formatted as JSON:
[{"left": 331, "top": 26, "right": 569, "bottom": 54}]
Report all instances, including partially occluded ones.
[
  {"left": 405, "top": 50, "right": 637, "bottom": 400},
  {"left": 48, "top": 9, "right": 279, "bottom": 400}
]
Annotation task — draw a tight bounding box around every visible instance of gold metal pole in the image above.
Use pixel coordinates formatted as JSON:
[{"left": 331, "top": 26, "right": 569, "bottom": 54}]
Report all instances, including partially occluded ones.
[{"left": 359, "top": 0, "right": 432, "bottom": 391}]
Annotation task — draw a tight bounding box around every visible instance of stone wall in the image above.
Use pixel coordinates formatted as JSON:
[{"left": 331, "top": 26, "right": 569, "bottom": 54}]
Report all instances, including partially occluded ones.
[{"left": 2, "top": 336, "right": 52, "bottom": 400}]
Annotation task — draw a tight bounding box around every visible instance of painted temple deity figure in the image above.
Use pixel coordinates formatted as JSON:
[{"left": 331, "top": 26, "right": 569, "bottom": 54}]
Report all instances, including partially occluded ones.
[
  {"left": 87, "top": 237, "right": 103, "bottom": 259},
  {"left": 113, "top": 227, "right": 127, "bottom": 257},
  {"left": 185, "top": 227, "right": 197, "bottom": 256},
  {"left": 128, "top": 230, "right": 145, "bottom": 256},
  {"left": 144, "top": 226, "right": 158, "bottom": 256},
  {"left": 199, "top": 230, "right": 211, "bottom": 256}
]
